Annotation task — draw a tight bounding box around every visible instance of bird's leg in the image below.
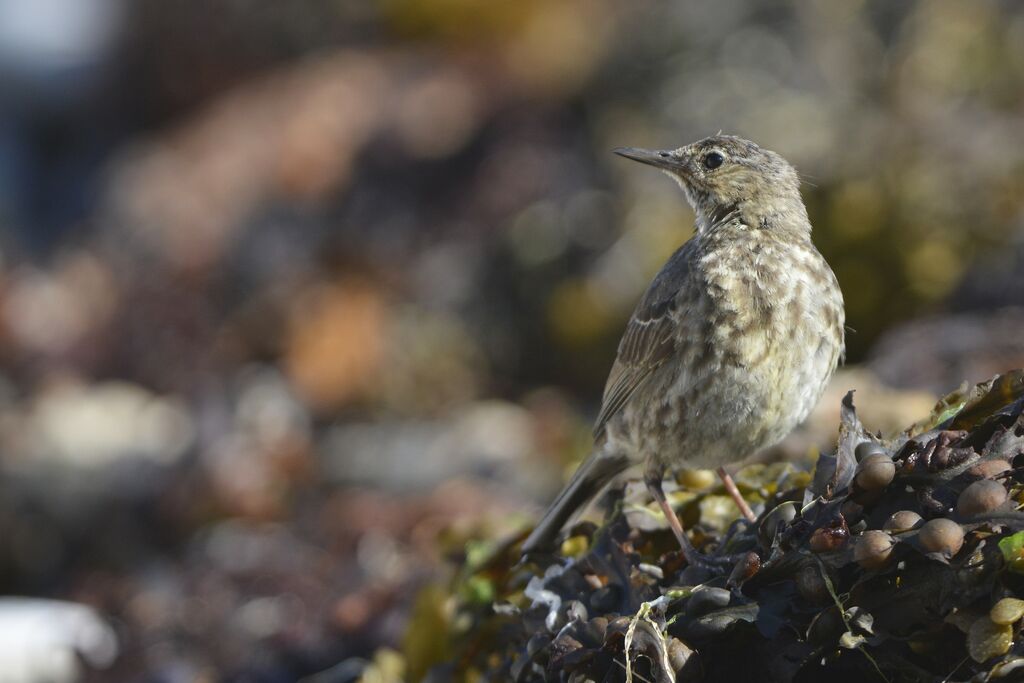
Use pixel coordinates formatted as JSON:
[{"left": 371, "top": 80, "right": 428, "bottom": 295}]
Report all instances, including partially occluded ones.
[
  {"left": 717, "top": 466, "right": 756, "bottom": 523},
  {"left": 644, "top": 462, "right": 703, "bottom": 563}
]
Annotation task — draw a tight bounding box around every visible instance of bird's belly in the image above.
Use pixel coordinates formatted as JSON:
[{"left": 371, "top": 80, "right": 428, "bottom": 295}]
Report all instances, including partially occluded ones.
[{"left": 639, "top": 312, "right": 839, "bottom": 469}]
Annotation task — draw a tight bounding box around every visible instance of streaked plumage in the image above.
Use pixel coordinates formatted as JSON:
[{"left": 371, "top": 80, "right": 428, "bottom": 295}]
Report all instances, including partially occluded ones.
[{"left": 523, "top": 135, "right": 844, "bottom": 555}]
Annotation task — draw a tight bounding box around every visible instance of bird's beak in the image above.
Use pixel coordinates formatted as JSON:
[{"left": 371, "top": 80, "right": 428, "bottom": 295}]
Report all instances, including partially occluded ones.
[{"left": 613, "top": 147, "right": 686, "bottom": 172}]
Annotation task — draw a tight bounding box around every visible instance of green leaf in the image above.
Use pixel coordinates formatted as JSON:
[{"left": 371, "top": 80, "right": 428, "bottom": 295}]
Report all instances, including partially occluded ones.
[
  {"left": 464, "top": 539, "right": 499, "bottom": 573},
  {"left": 998, "top": 531, "right": 1024, "bottom": 573},
  {"left": 460, "top": 575, "right": 495, "bottom": 604}
]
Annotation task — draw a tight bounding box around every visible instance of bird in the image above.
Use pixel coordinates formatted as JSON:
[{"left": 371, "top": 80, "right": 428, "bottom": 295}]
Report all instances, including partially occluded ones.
[{"left": 521, "top": 135, "right": 845, "bottom": 564}]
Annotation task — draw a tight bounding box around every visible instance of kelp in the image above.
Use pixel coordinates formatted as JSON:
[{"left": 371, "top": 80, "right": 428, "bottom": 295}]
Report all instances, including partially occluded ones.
[{"left": 398, "top": 371, "right": 1024, "bottom": 683}]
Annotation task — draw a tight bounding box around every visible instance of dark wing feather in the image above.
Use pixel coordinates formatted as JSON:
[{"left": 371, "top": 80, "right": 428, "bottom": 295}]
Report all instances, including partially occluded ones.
[{"left": 592, "top": 239, "right": 696, "bottom": 438}]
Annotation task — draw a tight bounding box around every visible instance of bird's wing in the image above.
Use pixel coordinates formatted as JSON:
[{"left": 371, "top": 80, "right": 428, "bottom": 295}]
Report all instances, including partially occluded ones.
[{"left": 593, "top": 239, "right": 696, "bottom": 439}]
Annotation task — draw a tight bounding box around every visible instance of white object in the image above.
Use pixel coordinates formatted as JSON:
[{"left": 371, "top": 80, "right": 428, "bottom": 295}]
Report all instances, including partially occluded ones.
[{"left": 0, "top": 598, "right": 117, "bottom": 683}]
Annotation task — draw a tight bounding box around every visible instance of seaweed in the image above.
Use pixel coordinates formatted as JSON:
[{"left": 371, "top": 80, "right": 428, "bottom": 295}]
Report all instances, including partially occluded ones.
[{"left": 404, "top": 372, "right": 1024, "bottom": 682}]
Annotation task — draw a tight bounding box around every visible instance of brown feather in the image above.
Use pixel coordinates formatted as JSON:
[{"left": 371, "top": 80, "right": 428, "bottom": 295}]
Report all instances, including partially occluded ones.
[{"left": 593, "top": 210, "right": 738, "bottom": 439}]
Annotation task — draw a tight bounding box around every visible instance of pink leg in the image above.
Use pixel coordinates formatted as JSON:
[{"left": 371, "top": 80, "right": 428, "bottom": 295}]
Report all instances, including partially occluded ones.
[
  {"left": 717, "top": 466, "right": 756, "bottom": 523},
  {"left": 644, "top": 464, "right": 702, "bottom": 562}
]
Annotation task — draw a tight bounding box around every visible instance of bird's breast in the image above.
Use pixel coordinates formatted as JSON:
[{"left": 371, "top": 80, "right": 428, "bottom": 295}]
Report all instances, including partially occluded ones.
[
  {"left": 656, "top": 235, "right": 844, "bottom": 460},
  {"left": 697, "top": 235, "right": 842, "bottom": 371}
]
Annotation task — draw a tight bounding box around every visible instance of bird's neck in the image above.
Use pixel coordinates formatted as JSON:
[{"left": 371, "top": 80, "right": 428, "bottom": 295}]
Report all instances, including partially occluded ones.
[
  {"left": 695, "top": 204, "right": 738, "bottom": 233},
  {"left": 697, "top": 197, "right": 810, "bottom": 237}
]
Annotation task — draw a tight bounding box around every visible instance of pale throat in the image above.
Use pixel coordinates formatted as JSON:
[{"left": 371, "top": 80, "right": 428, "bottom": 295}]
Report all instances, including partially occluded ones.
[
  {"left": 694, "top": 196, "right": 809, "bottom": 238},
  {"left": 673, "top": 169, "right": 809, "bottom": 235}
]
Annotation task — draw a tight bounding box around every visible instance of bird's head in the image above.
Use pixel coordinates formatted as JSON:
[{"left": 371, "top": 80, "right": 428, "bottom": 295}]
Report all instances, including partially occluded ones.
[{"left": 615, "top": 135, "right": 807, "bottom": 231}]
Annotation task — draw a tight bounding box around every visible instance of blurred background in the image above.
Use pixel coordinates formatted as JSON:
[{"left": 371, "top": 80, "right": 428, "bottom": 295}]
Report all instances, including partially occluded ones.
[{"left": 0, "top": 0, "right": 1022, "bottom": 680}]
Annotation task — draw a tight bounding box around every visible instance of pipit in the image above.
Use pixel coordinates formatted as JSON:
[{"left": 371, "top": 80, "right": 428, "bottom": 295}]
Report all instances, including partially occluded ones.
[{"left": 522, "top": 135, "right": 845, "bottom": 565}]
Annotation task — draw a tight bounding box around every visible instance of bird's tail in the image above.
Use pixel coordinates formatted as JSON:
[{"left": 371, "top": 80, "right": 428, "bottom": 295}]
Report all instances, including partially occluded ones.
[{"left": 521, "top": 448, "right": 631, "bottom": 554}]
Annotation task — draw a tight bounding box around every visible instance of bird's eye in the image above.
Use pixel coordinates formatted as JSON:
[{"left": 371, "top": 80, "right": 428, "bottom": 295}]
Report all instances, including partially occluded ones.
[{"left": 703, "top": 152, "right": 724, "bottom": 170}]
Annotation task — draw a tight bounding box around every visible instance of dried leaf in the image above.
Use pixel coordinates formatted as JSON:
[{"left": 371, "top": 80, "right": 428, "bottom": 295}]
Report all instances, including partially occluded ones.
[
  {"left": 967, "top": 617, "right": 1013, "bottom": 663},
  {"left": 806, "top": 392, "right": 861, "bottom": 503},
  {"left": 839, "top": 631, "right": 866, "bottom": 649},
  {"left": 401, "top": 585, "right": 452, "bottom": 682},
  {"left": 904, "top": 381, "right": 971, "bottom": 437},
  {"left": 698, "top": 494, "right": 740, "bottom": 533},
  {"left": 948, "top": 370, "right": 1024, "bottom": 430},
  {"left": 624, "top": 601, "right": 675, "bottom": 683},
  {"left": 990, "top": 598, "right": 1024, "bottom": 626}
]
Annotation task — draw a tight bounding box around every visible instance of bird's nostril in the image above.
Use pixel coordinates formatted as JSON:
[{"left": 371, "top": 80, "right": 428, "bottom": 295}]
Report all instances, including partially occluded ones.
[{"left": 659, "top": 152, "right": 670, "bottom": 158}]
